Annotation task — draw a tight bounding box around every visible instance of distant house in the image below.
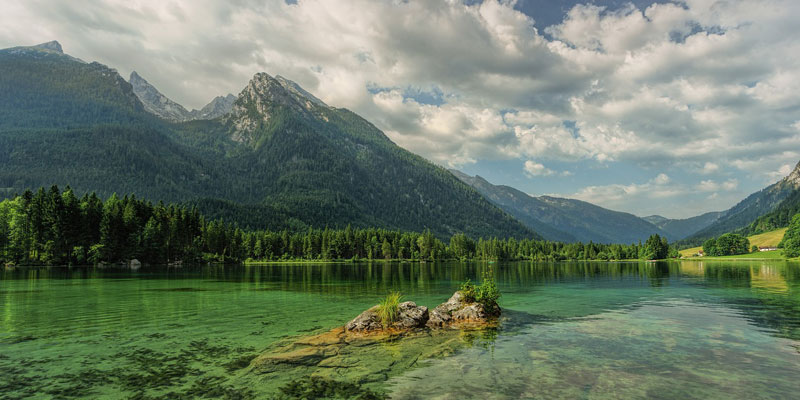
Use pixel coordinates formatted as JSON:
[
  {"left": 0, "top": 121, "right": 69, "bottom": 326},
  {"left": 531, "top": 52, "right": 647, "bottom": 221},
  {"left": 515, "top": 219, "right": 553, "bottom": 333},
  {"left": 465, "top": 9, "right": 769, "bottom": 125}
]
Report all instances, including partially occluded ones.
[
  {"left": 696, "top": 250, "right": 704, "bottom": 257},
  {"left": 759, "top": 247, "right": 778, "bottom": 252}
]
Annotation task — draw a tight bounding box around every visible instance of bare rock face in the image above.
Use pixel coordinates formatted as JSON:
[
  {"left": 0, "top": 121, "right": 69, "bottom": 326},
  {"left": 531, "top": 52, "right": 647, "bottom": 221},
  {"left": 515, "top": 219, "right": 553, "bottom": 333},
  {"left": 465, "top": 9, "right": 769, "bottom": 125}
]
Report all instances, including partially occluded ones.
[
  {"left": 129, "top": 71, "right": 192, "bottom": 122},
  {"left": 344, "top": 306, "right": 383, "bottom": 333},
  {"left": 426, "top": 291, "right": 499, "bottom": 328},
  {"left": 452, "top": 303, "right": 487, "bottom": 321},
  {"left": 345, "top": 292, "right": 498, "bottom": 334},
  {"left": 345, "top": 302, "right": 429, "bottom": 333},
  {"left": 395, "top": 301, "right": 429, "bottom": 329}
]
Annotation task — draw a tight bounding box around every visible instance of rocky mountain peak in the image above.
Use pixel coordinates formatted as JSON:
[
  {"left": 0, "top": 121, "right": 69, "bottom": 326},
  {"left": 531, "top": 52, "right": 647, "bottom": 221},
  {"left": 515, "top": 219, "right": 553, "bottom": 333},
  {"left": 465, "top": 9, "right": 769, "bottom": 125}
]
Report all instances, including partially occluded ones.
[
  {"left": 225, "top": 72, "right": 326, "bottom": 144},
  {"left": 189, "top": 94, "right": 236, "bottom": 120},
  {"left": 275, "top": 75, "right": 328, "bottom": 107},
  {"left": 785, "top": 160, "right": 800, "bottom": 188},
  {"left": 34, "top": 40, "right": 63, "bottom": 53},
  {"left": 129, "top": 71, "right": 191, "bottom": 122}
]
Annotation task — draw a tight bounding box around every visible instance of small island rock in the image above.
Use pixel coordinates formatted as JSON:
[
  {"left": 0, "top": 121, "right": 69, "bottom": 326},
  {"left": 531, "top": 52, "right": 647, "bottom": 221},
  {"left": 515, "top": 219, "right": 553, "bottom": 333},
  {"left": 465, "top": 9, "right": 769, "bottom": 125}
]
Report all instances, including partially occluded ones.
[
  {"left": 345, "top": 292, "right": 500, "bottom": 334},
  {"left": 345, "top": 301, "right": 429, "bottom": 333},
  {"left": 345, "top": 306, "right": 382, "bottom": 333},
  {"left": 426, "top": 291, "right": 499, "bottom": 328}
]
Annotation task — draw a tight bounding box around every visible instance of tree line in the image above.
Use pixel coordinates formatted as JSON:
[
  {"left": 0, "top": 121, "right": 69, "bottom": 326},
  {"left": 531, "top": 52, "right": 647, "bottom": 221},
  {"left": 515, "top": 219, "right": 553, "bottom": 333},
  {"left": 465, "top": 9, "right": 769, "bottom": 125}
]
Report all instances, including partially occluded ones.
[
  {"left": 702, "top": 233, "right": 751, "bottom": 256},
  {"left": 0, "top": 186, "right": 681, "bottom": 266}
]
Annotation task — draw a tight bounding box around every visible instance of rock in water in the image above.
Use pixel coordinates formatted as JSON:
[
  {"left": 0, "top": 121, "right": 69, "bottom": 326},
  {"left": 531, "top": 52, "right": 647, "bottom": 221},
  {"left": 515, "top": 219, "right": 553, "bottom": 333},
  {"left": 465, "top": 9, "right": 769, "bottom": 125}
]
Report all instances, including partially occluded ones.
[
  {"left": 426, "top": 291, "right": 499, "bottom": 328},
  {"left": 452, "top": 304, "right": 487, "bottom": 321},
  {"left": 345, "top": 302, "right": 429, "bottom": 333},
  {"left": 345, "top": 292, "right": 499, "bottom": 333},
  {"left": 395, "top": 301, "right": 429, "bottom": 329},
  {"left": 344, "top": 306, "right": 383, "bottom": 333}
]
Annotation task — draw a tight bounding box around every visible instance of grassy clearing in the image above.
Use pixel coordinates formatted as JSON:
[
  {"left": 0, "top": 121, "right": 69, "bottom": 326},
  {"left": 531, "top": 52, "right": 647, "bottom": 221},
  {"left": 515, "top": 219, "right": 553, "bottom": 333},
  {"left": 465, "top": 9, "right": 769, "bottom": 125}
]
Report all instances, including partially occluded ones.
[
  {"left": 680, "top": 227, "right": 788, "bottom": 258},
  {"left": 698, "top": 250, "right": 785, "bottom": 260},
  {"left": 748, "top": 227, "right": 788, "bottom": 248}
]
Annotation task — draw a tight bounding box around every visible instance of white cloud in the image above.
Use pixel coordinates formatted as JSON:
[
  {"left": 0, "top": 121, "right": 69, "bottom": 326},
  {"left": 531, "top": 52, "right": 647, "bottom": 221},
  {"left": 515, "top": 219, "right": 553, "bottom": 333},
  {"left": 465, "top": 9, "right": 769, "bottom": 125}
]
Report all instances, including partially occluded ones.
[
  {"left": 696, "top": 179, "right": 739, "bottom": 192},
  {"left": 523, "top": 160, "right": 571, "bottom": 177},
  {"left": 568, "top": 173, "right": 682, "bottom": 211},
  {"left": 767, "top": 164, "right": 794, "bottom": 181},
  {"left": 700, "top": 162, "right": 719, "bottom": 174},
  {"left": 1, "top": 0, "right": 800, "bottom": 215},
  {"left": 4, "top": 0, "right": 796, "bottom": 170}
]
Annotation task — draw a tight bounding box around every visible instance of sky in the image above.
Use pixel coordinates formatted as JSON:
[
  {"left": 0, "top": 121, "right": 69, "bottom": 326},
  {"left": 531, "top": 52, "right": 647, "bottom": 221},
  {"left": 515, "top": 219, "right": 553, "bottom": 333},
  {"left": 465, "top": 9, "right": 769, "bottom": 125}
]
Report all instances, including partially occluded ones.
[{"left": 1, "top": 0, "right": 799, "bottom": 219}]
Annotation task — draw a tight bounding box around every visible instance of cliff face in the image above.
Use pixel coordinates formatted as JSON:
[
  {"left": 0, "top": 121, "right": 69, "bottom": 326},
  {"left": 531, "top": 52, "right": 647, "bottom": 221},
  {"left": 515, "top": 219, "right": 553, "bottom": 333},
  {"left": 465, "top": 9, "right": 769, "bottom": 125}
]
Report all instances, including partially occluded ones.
[{"left": 129, "top": 71, "right": 192, "bottom": 122}]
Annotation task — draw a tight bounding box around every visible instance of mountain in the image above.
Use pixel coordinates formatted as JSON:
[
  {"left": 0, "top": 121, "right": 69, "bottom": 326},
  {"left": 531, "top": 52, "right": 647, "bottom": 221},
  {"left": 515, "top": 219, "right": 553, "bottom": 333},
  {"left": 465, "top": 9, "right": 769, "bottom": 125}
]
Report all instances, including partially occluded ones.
[
  {"left": 733, "top": 161, "right": 800, "bottom": 236},
  {"left": 129, "top": 71, "right": 192, "bottom": 122},
  {"left": 130, "top": 71, "right": 236, "bottom": 122},
  {"left": 0, "top": 41, "right": 534, "bottom": 239},
  {"left": 452, "top": 171, "right": 670, "bottom": 243},
  {"left": 189, "top": 94, "right": 236, "bottom": 120},
  {"left": 680, "top": 161, "right": 800, "bottom": 246},
  {"left": 643, "top": 212, "right": 723, "bottom": 240},
  {"left": 0, "top": 41, "right": 145, "bottom": 130}
]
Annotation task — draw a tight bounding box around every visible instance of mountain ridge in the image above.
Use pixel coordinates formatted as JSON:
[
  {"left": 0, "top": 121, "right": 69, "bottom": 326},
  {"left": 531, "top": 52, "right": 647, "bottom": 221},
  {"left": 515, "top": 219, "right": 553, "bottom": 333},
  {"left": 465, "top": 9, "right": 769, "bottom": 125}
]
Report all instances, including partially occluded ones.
[
  {"left": 0, "top": 41, "right": 535, "bottom": 240},
  {"left": 679, "top": 161, "right": 800, "bottom": 246},
  {"left": 451, "top": 171, "right": 672, "bottom": 243},
  {"left": 130, "top": 70, "right": 235, "bottom": 122}
]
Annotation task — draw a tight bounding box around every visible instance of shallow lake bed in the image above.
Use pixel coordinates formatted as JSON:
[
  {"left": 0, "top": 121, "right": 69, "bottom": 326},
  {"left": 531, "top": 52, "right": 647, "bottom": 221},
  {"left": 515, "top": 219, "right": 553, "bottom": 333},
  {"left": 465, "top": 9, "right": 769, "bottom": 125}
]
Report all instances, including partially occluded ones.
[{"left": 2, "top": 261, "right": 799, "bottom": 399}]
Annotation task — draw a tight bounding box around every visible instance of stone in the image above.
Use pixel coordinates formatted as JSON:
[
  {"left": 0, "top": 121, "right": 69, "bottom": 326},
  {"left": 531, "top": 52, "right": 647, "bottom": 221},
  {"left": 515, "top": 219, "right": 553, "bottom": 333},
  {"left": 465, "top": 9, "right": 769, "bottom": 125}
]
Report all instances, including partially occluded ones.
[
  {"left": 426, "top": 308, "right": 451, "bottom": 328},
  {"left": 452, "top": 303, "right": 487, "bottom": 321},
  {"left": 344, "top": 306, "right": 383, "bottom": 333},
  {"left": 347, "top": 291, "right": 499, "bottom": 332},
  {"left": 345, "top": 302, "right": 429, "bottom": 333},
  {"left": 425, "top": 290, "right": 500, "bottom": 328},
  {"left": 394, "top": 301, "right": 429, "bottom": 329}
]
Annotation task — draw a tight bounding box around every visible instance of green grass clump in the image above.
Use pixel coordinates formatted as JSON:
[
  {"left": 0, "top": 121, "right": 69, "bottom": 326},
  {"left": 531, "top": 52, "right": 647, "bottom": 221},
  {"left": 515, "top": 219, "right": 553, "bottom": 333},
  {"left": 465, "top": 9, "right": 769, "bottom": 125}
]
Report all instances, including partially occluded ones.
[{"left": 376, "top": 292, "right": 403, "bottom": 328}]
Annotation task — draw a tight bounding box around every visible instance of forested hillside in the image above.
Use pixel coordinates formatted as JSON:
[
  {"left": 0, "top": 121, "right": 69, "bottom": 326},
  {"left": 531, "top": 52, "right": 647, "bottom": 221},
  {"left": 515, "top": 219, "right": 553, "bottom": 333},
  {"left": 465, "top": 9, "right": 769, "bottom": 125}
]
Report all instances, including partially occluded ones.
[
  {"left": 679, "top": 161, "right": 800, "bottom": 247},
  {"left": 643, "top": 212, "right": 722, "bottom": 240},
  {"left": 452, "top": 171, "right": 670, "bottom": 243},
  {"left": 0, "top": 41, "right": 533, "bottom": 239},
  {"left": 0, "top": 186, "right": 673, "bottom": 266}
]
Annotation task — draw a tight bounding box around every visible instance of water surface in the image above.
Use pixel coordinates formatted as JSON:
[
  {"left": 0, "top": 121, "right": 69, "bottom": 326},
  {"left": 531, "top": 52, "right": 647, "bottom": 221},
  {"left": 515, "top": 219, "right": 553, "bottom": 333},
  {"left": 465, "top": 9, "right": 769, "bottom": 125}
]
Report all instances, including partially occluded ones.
[{"left": 1, "top": 261, "right": 799, "bottom": 399}]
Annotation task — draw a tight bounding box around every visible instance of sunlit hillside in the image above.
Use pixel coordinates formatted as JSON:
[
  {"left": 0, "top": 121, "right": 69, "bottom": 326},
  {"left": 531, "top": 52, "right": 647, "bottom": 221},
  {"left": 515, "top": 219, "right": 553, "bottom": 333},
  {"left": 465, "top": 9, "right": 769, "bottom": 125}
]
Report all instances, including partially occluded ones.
[{"left": 680, "top": 228, "right": 788, "bottom": 257}]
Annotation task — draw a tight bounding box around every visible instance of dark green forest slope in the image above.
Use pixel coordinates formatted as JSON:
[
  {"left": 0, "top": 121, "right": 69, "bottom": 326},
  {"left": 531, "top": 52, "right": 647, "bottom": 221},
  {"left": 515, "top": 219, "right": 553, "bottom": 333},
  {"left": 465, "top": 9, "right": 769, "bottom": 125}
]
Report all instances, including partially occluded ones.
[{"left": 0, "top": 41, "right": 533, "bottom": 239}]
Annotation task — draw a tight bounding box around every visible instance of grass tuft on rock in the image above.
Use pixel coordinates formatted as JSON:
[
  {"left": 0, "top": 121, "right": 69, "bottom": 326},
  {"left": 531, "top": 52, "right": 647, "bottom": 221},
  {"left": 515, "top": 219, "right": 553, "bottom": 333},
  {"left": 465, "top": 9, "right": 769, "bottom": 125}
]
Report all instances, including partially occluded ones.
[{"left": 376, "top": 291, "right": 403, "bottom": 328}]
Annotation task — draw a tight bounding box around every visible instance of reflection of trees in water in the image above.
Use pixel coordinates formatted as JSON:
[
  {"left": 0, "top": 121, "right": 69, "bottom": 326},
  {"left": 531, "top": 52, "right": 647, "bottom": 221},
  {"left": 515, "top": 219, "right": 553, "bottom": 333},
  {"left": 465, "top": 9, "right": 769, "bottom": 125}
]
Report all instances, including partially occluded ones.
[
  {"left": 497, "top": 261, "right": 676, "bottom": 288},
  {"left": 6, "top": 261, "right": 800, "bottom": 340},
  {"left": 684, "top": 261, "right": 800, "bottom": 341}
]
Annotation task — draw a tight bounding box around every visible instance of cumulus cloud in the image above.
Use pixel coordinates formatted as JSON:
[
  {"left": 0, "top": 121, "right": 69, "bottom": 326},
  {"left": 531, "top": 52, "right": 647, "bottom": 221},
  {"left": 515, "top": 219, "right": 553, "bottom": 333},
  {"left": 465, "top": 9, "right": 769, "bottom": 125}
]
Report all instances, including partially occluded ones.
[
  {"left": 1, "top": 0, "right": 799, "bottom": 215},
  {"left": 696, "top": 179, "right": 739, "bottom": 192},
  {"left": 568, "top": 173, "right": 681, "bottom": 210},
  {"left": 523, "top": 160, "right": 571, "bottom": 177},
  {"left": 700, "top": 162, "right": 719, "bottom": 175}
]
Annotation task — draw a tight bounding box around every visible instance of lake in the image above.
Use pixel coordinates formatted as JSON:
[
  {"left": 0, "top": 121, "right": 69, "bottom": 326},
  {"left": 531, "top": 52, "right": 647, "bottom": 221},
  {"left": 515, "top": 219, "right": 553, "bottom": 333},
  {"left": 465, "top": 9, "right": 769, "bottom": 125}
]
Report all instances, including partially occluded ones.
[{"left": 2, "top": 261, "right": 800, "bottom": 399}]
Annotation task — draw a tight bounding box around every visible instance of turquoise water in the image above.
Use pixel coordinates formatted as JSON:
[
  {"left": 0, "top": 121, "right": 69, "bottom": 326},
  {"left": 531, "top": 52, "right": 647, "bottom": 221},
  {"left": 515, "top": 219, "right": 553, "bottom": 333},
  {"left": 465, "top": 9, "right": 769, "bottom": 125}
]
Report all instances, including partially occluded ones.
[{"left": 1, "top": 261, "right": 800, "bottom": 399}]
